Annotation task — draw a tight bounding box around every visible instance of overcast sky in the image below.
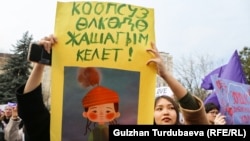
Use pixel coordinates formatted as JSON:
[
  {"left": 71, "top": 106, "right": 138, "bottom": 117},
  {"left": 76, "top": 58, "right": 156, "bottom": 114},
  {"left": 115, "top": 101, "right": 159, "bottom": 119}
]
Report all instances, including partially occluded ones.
[{"left": 1, "top": 0, "right": 250, "bottom": 66}]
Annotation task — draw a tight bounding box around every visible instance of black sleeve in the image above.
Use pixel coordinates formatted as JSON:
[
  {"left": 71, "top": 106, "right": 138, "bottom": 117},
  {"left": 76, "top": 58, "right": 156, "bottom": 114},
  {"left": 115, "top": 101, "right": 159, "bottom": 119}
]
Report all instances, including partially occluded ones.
[
  {"left": 16, "top": 83, "right": 50, "bottom": 141},
  {"left": 178, "top": 92, "right": 200, "bottom": 110}
]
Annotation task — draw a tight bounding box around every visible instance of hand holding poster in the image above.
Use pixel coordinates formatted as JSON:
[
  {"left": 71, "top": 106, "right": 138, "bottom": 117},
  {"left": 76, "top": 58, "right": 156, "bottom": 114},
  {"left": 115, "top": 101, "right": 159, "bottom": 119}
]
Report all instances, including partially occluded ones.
[
  {"left": 50, "top": 1, "right": 155, "bottom": 140},
  {"left": 211, "top": 75, "right": 250, "bottom": 124}
]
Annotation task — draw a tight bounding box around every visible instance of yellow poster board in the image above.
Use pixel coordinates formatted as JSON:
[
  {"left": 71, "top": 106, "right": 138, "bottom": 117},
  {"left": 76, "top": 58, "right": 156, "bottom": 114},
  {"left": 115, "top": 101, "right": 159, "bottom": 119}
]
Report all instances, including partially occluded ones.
[{"left": 51, "top": 1, "right": 156, "bottom": 140}]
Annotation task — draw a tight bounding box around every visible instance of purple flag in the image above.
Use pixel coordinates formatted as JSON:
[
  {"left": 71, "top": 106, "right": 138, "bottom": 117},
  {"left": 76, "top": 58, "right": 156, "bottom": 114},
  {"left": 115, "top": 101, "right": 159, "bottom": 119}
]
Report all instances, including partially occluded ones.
[
  {"left": 220, "top": 50, "right": 247, "bottom": 83},
  {"left": 202, "top": 50, "right": 247, "bottom": 107},
  {"left": 201, "top": 65, "right": 226, "bottom": 90},
  {"left": 201, "top": 50, "right": 247, "bottom": 90}
]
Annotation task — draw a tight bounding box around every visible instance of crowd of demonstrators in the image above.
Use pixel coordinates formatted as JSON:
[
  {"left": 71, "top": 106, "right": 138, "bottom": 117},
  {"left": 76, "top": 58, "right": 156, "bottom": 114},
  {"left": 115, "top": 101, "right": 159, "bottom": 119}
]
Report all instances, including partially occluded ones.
[
  {"left": 149, "top": 43, "right": 209, "bottom": 125},
  {"left": 205, "top": 102, "right": 226, "bottom": 125},
  {"left": 0, "top": 103, "right": 24, "bottom": 141},
  {"left": 13, "top": 33, "right": 234, "bottom": 141},
  {"left": 16, "top": 34, "right": 208, "bottom": 140}
]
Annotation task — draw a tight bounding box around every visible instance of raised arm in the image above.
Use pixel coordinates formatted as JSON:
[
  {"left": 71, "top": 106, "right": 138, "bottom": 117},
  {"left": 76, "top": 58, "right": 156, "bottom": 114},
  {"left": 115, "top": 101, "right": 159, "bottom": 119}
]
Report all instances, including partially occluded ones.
[
  {"left": 24, "top": 34, "right": 57, "bottom": 93},
  {"left": 147, "top": 42, "right": 209, "bottom": 124},
  {"left": 16, "top": 34, "right": 57, "bottom": 141},
  {"left": 146, "top": 42, "right": 187, "bottom": 100}
]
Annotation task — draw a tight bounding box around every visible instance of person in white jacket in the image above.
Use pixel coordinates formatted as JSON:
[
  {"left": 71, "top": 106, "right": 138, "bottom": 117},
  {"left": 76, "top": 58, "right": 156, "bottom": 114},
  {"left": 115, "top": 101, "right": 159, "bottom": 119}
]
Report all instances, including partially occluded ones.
[{"left": 4, "top": 105, "right": 24, "bottom": 141}]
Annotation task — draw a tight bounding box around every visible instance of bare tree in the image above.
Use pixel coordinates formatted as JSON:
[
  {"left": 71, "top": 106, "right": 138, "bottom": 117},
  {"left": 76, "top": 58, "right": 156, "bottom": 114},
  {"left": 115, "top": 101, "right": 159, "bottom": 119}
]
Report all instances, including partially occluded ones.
[{"left": 173, "top": 54, "right": 223, "bottom": 101}]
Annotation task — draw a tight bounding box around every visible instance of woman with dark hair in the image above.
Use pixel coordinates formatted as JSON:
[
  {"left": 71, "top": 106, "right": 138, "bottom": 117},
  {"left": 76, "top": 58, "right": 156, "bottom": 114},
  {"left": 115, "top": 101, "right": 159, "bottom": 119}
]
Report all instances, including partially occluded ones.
[
  {"left": 147, "top": 42, "right": 209, "bottom": 125},
  {"left": 154, "top": 95, "right": 181, "bottom": 125},
  {"left": 205, "top": 102, "right": 226, "bottom": 125}
]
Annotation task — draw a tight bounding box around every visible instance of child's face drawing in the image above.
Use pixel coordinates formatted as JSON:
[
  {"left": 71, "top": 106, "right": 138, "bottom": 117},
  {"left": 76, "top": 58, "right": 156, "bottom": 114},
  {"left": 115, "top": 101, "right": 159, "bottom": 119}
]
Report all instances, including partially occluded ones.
[{"left": 83, "top": 103, "right": 120, "bottom": 124}]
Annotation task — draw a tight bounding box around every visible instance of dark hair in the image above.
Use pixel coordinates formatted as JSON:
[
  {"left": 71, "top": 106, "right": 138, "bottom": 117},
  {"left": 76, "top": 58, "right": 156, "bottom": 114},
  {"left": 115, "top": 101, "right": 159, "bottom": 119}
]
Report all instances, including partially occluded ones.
[
  {"left": 154, "top": 95, "right": 181, "bottom": 125},
  {"left": 205, "top": 102, "right": 219, "bottom": 113}
]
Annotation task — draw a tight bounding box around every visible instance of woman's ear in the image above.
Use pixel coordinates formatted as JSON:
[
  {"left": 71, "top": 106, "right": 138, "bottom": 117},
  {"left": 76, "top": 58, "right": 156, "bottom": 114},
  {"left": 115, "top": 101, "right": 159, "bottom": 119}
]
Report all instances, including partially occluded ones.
[
  {"left": 116, "top": 112, "right": 120, "bottom": 118},
  {"left": 82, "top": 112, "right": 88, "bottom": 118}
]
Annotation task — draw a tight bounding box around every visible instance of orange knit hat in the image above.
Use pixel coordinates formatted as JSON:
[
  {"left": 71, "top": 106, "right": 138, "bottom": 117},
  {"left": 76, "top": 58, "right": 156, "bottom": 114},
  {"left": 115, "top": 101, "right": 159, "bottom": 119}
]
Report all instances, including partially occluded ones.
[{"left": 82, "top": 86, "right": 119, "bottom": 108}]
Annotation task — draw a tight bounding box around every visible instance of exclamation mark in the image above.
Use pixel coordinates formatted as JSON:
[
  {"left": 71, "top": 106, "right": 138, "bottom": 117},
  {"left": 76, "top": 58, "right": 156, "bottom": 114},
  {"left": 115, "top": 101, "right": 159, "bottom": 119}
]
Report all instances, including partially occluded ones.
[{"left": 128, "top": 47, "right": 133, "bottom": 61}]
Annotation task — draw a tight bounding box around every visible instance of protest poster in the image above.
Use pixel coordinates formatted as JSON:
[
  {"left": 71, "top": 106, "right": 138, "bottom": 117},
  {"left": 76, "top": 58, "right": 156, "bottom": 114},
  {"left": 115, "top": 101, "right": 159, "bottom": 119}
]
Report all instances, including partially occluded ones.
[
  {"left": 50, "top": 1, "right": 155, "bottom": 140},
  {"left": 211, "top": 75, "right": 250, "bottom": 124}
]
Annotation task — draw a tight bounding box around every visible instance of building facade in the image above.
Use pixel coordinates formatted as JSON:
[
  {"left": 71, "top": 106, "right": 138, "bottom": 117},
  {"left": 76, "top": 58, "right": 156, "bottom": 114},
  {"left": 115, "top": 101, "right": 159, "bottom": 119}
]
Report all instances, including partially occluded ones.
[{"left": 156, "top": 52, "right": 173, "bottom": 87}]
